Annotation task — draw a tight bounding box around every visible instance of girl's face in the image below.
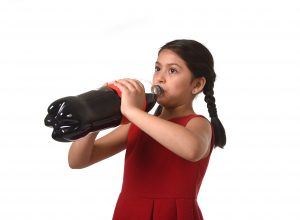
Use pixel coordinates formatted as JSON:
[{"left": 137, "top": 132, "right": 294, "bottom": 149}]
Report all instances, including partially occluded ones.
[{"left": 153, "top": 49, "right": 196, "bottom": 108}]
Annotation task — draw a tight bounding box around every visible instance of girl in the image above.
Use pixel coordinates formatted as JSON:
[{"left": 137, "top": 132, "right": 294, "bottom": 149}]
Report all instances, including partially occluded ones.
[{"left": 68, "top": 39, "right": 226, "bottom": 220}]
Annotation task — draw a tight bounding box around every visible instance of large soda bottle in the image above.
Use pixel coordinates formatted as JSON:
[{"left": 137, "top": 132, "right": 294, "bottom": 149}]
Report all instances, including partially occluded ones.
[{"left": 44, "top": 83, "right": 163, "bottom": 142}]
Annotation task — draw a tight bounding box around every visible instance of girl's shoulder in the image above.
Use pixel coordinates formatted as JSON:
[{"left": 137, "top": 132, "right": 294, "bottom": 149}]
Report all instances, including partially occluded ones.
[{"left": 169, "top": 114, "right": 210, "bottom": 126}]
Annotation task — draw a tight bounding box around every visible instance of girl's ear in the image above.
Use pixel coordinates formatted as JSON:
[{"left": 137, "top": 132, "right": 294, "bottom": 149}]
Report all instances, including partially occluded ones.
[{"left": 192, "top": 77, "right": 206, "bottom": 95}]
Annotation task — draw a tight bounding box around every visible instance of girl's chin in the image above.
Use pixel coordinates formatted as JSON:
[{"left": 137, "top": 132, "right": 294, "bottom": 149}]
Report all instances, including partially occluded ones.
[{"left": 156, "top": 97, "right": 167, "bottom": 106}]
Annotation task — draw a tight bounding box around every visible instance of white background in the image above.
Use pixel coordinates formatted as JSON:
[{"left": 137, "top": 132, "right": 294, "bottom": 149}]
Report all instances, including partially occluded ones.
[{"left": 1, "top": 0, "right": 299, "bottom": 219}]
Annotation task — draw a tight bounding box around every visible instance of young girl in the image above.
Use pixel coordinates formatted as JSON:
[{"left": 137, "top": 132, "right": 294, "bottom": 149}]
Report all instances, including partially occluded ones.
[{"left": 68, "top": 39, "right": 226, "bottom": 220}]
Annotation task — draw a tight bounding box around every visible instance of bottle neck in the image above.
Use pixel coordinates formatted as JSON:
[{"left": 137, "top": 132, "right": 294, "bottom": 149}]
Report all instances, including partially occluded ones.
[{"left": 151, "top": 85, "right": 163, "bottom": 98}]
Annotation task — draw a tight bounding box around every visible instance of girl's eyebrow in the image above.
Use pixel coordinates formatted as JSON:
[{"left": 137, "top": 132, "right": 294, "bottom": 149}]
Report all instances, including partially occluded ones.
[{"left": 155, "top": 61, "right": 182, "bottom": 69}]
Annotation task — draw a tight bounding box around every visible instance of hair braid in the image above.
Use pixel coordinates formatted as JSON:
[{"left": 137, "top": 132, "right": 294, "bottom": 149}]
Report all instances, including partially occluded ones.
[
  {"left": 203, "top": 82, "right": 218, "bottom": 119},
  {"left": 203, "top": 81, "right": 226, "bottom": 148}
]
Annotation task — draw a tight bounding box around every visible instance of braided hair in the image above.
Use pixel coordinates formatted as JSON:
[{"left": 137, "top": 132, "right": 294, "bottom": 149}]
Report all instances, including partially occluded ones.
[{"left": 156, "top": 39, "right": 226, "bottom": 148}]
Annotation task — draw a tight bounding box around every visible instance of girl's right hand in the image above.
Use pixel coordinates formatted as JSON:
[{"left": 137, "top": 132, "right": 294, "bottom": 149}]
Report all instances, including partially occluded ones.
[{"left": 113, "top": 79, "right": 146, "bottom": 118}]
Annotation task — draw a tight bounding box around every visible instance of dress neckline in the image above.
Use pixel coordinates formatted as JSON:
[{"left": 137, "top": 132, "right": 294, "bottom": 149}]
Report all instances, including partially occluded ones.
[{"left": 161, "top": 114, "right": 198, "bottom": 122}]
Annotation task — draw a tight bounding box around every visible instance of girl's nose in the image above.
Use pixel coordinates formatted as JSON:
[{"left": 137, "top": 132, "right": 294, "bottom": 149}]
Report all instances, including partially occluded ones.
[{"left": 154, "top": 72, "right": 166, "bottom": 84}]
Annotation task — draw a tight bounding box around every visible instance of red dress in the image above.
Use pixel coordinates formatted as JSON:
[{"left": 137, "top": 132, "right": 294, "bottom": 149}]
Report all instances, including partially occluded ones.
[{"left": 112, "top": 114, "right": 214, "bottom": 220}]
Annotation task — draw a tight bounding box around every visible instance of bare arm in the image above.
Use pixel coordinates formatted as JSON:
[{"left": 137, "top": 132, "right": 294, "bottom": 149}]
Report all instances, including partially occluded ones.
[
  {"left": 113, "top": 79, "right": 212, "bottom": 162},
  {"left": 125, "top": 109, "right": 212, "bottom": 162},
  {"left": 68, "top": 123, "right": 130, "bottom": 169}
]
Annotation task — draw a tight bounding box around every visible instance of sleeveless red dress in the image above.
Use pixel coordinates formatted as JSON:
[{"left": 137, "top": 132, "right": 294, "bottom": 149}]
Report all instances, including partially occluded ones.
[{"left": 112, "top": 114, "right": 214, "bottom": 220}]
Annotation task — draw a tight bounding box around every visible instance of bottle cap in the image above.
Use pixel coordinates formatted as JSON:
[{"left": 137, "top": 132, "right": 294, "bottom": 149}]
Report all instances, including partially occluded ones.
[{"left": 151, "top": 85, "right": 164, "bottom": 97}]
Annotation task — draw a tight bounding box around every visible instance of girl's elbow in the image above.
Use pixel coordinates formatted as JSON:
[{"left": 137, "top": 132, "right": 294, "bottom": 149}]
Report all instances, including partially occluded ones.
[
  {"left": 186, "top": 152, "right": 201, "bottom": 162},
  {"left": 68, "top": 160, "right": 87, "bottom": 169},
  {"left": 68, "top": 162, "right": 80, "bottom": 169}
]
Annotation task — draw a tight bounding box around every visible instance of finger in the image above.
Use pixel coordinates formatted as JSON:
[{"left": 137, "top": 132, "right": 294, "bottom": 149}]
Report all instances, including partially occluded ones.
[
  {"left": 114, "top": 79, "right": 145, "bottom": 95},
  {"left": 121, "top": 79, "right": 144, "bottom": 92},
  {"left": 113, "top": 79, "right": 128, "bottom": 93},
  {"left": 114, "top": 79, "right": 136, "bottom": 92},
  {"left": 130, "top": 79, "right": 145, "bottom": 92}
]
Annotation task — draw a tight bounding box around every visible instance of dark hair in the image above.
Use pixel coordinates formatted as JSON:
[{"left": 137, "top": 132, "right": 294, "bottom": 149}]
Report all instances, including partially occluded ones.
[{"left": 156, "top": 39, "right": 226, "bottom": 148}]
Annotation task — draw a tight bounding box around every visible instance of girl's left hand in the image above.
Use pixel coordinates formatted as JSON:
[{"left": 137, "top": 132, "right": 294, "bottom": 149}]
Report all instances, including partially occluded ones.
[{"left": 113, "top": 79, "right": 145, "bottom": 118}]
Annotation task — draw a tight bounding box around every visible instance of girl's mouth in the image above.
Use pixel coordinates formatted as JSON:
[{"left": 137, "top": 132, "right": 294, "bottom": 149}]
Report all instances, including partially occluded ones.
[{"left": 151, "top": 85, "right": 164, "bottom": 98}]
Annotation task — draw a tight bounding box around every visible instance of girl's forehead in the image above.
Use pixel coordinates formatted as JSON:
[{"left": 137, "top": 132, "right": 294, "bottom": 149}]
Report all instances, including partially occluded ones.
[{"left": 157, "top": 49, "right": 185, "bottom": 65}]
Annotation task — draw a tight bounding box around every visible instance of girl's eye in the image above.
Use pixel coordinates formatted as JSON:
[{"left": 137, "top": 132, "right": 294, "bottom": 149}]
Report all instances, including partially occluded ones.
[
  {"left": 169, "top": 68, "right": 177, "bottom": 74},
  {"left": 155, "top": 66, "right": 160, "bottom": 72}
]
